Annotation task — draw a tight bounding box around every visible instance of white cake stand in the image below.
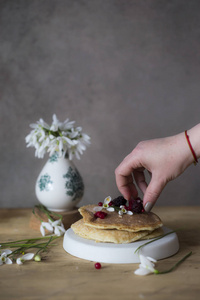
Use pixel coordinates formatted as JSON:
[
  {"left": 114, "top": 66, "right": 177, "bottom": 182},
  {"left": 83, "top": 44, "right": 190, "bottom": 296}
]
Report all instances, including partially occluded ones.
[{"left": 63, "top": 226, "right": 179, "bottom": 264}]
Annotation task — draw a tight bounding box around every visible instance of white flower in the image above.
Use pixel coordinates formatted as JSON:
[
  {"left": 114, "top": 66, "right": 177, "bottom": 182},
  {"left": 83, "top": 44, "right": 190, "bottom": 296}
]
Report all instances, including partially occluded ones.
[
  {"left": 134, "top": 254, "right": 157, "bottom": 276},
  {"left": 0, "top": 249, "right": 13, "bottom": 265},
  {"left": 94, "top": 196, "right": 115, "bottom": 213},
  {"left": 118, "top": 205, "right": 133, "bottom": 216},
  {"left": 16, "top": 253, "right": 34, "bottom": 265},
  {"left": 25, "top": 114, "right": 90, "bottom": 160},
  {"left": 49, "top": 219, "right": 66, "bottom": 236},
  {"left": 40, "top": 220, "right": 54, "bottom": 236}
]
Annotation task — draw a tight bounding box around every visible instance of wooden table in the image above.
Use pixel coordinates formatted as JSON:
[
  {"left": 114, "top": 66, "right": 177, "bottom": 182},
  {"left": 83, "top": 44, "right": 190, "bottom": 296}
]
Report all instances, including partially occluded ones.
[{"left": 0, "top": 207, "right": 200, "bottom": 300}]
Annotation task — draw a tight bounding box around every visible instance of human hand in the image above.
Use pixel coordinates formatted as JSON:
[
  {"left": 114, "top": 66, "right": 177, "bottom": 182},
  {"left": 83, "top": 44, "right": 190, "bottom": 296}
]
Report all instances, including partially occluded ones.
[{"left": 115, "top": 131, "right": 195, "bottom": 212}]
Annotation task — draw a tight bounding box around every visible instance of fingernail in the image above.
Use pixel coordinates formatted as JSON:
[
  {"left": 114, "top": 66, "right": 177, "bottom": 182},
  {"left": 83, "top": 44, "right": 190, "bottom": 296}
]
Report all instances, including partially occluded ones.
[{"left": 144, "top": 202, "right": 154, "bottom": 213}]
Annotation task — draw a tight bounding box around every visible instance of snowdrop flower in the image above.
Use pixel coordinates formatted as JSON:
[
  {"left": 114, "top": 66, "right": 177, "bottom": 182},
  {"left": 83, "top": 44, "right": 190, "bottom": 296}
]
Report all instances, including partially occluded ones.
[
  {"left": 118, "top": 205, "right": 133, "bottom": 216},
  {"left": 16, "top": 253, "right": 34, "bottom": 265},
  {"left": 134, "top": 254, "right": 158, "bottom": 276},
  {"left": 25, "top": 114, "right": 90, "bottom": 160},
  {"left": 94, "top": 196, "right": 115, "bottom": 213},
  {"left": 0, "top": 249, "right": 13, "bottom": 265},
  {"left": 40, "top": 220, "right": 54, "bottom": 236},
  {"left": 49, "top": 219, "right": 66, "bottom": 236}
]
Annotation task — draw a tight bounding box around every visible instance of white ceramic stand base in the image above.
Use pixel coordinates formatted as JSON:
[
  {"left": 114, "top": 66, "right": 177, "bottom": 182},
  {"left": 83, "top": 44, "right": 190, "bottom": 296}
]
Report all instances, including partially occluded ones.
[{"left": 63, "top": 226, "right": 179, "bottom": 264}]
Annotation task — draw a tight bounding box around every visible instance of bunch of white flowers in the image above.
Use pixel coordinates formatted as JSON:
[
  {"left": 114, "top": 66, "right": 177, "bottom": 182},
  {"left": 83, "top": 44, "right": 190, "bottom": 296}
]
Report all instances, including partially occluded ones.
[{"left": 25, "top": 114, "right": 90, "bottom": 159}]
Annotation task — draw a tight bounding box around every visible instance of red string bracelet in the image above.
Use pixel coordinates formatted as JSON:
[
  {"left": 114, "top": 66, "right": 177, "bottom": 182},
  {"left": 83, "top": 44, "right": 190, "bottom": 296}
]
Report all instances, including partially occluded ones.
[{"left": 185, "top": 130, "right": 198, "bottom": 165}]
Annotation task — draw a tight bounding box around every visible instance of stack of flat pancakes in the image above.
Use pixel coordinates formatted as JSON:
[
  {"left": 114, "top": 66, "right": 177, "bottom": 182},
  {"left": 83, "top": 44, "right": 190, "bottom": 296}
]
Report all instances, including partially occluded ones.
[{"left": 71, "top": 204, "right": 163, "bottom": 244}]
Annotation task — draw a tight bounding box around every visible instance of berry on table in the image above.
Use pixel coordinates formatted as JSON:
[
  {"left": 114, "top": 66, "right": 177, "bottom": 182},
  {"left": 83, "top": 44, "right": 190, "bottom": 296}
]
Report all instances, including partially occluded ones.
[{"left": 95, "top": 262, "right": 101, "bottom": 269}]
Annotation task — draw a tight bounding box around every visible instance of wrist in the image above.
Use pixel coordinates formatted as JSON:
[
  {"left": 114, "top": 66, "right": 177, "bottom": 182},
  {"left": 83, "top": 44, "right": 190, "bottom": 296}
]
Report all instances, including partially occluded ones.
[{"left": 187, "top": 123, "right": 200, "bottom": 161}]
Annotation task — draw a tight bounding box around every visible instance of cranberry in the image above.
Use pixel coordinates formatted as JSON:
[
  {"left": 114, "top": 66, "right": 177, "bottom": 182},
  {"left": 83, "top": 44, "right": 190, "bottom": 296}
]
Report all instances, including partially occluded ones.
[
  {"left": 108, "top": 201, "right": 113, "bottom": 206},
  {"left": 94, "top": 211, "right": 107, "bottom": 219},
  {"left": 95, "top": 262, "right": 101, "bottom": 269},
  {"left": 98, "top": 202, "right": 103, "bottom": 206},
  {"left": 128, "top": 197, "right": 144, "bottom": 213}
]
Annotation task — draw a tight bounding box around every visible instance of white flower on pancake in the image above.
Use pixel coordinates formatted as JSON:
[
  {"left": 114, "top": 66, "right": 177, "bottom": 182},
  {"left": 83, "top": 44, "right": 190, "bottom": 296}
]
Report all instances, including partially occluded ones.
[
  {"left": 93, "top": 196, "right": 115, "bottom": 213},
  {"left": 118, "top": 205, "right": 133, "bottom": 216},
  {"left": 134, "top": 254, "right": 157, "bottom": 275}
]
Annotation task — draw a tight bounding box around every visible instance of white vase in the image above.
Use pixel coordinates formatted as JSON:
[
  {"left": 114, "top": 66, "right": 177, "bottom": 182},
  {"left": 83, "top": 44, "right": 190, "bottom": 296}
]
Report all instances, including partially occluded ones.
[{"left": 35, "top": 153, "right": 84, "bottom": 211}]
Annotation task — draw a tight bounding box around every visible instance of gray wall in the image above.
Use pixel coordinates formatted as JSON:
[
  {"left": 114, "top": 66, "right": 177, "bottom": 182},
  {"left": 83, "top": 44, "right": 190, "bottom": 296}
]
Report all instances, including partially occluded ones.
[{"left": 0, "top": 0, "right": 200, "bottom": 208}]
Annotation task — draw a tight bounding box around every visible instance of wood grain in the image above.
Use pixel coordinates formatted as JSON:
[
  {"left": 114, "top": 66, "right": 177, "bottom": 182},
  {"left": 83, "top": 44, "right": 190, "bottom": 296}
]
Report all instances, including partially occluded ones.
[{"left": 0, "top": 207, "right": 200, "bottom": 300}]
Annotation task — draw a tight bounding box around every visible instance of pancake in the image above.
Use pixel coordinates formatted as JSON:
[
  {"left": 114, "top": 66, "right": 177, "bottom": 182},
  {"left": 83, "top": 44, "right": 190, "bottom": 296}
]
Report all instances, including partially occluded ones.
[
  {"left": 71, "top": 219, "right": 164, "bottom": 244},
  {"left": 139, "top": 227, "right": 164, "bottom": 240},
  {"left": 71, "top": 219, "right": 150, "bottom": 243},
  {"left": 78, "top": 204, "right": 163, "bottom": 232}
]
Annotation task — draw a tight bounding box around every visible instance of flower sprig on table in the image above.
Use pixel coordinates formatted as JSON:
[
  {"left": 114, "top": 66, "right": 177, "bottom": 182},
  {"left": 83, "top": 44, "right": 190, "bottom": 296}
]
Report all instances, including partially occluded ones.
[
  {"left": 32, "top": 204, "right": 66, "bottom": 237},
  {"left": 133, "top": 231, "right": 192, "bottom": 276},
  {"left": 0, "top": 235, "right": 59, "bottom": 266},
  {"left": 25, "top": 114, "right": 90, "bottom": 160},
  {"left": 0, "top": 205, "right": 66, "bottom": 266}
]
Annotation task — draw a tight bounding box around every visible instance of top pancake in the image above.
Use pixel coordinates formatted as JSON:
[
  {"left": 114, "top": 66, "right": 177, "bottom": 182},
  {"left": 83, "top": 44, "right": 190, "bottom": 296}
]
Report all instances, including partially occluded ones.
[{"left": 78, "top": 205, "right": 163, "bottom": 232}]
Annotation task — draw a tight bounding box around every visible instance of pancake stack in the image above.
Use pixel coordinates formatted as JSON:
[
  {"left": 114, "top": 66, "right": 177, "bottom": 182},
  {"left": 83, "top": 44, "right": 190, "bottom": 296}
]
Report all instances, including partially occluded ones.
[{"left": 71, "top": 202, "right": 163, "bottom": 244}]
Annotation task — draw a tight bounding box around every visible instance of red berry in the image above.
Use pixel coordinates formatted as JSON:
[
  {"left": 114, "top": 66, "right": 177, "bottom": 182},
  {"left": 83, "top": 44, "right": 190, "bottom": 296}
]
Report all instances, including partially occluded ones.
[
  {"left": 99, "top": 212, "right": 107, "bottom": 219},
  {"left": 95, "top": 262, "right": 101, "bottom": 269},
  {"left": 98, "top": 202, "right": 103, "bottom": 206},
  {"left": 108, "top": 201, "right": 113, "bottom": 206},
  {"left": 94, "top": 211, "right": 107, "bottom": 219}
]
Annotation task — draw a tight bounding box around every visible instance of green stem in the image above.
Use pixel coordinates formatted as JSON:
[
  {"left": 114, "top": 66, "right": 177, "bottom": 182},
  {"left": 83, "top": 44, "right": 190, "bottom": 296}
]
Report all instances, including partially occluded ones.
[
  {"left": 134, "top": 230, "right": 178, "bottom": 254},
  {"left": 35, "top": 236, "right": 54, "bottom": 255},
  {"left": 155, "top": 251, "right": 192, "bottom": 274},
  {"left": 35, "top": 204, "right": 63, "bottom": 222},
  {"left": 35, "top": 204, "right": 55, "bottom": 222}
]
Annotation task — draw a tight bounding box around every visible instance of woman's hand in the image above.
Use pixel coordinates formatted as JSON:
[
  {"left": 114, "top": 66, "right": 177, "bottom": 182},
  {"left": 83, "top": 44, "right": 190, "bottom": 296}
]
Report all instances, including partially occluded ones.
[{"left": 115, "top": 130, "right": 197, "bottom": 212}]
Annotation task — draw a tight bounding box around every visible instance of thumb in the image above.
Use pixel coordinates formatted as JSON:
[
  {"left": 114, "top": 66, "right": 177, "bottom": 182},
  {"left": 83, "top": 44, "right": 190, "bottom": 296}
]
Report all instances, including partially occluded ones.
[{"left": 143, "top": 177, "right": 166, "bottom": 212}]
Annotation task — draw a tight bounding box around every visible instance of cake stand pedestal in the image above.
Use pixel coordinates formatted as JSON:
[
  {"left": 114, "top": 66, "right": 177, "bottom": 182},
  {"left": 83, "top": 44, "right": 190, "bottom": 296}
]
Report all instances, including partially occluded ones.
[{"left": 63, "top": 226, "right": 179, "bottom": 264}]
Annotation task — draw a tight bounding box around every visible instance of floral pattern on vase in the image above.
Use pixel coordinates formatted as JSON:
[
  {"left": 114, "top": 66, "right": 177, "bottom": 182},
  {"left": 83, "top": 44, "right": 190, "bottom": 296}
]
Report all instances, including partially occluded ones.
[
  {"left": 35, "top": 153, "right": 84, "bottom": 211},
  {"left": 38, "top": 174, "right": 53, "bottom": 192},
  {"left": 63, "top": 167, "right": 84, "bottom": 201}
]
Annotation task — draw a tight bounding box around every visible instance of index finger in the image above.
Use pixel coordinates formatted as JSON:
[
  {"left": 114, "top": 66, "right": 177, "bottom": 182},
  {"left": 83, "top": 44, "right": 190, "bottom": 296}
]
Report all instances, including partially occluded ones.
[{"left": 115, "top": 157, "right": 139, "bottom": 200}]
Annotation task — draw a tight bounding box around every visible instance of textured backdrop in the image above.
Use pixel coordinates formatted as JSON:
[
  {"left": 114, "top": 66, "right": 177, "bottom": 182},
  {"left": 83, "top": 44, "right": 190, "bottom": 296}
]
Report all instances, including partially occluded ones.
[{"left": 0, "top": 0, "right": 200, "bottom": 208}]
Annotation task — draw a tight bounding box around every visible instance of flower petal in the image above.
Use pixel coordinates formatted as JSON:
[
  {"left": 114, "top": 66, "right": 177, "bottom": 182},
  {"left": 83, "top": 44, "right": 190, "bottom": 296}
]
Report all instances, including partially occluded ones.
[
  {"left": 22, "top": 253, "right": 34, "bottom": 261},
  {"left": 51, "top": 219, "right": 62, "bottom": 226},
  {"left": 40, "top": 224, "right": 46, "bottom": 236},
  {"left": 1, "top": 249, "right": 12, "bottom": 255},
  {"left": 42, "top": 222, "right": 53, "bottom": 232},
  {"left": 147, "top": 256, "right": 157, "bottom": 263},
  {"left": 106, "top": 207, "right": 115, "bottom": 212},
  {"left": 139, "top": 255, "right": 156, "bottom": 272},
  {"left": 93, "top": 206, "right": 102, "bottom": 212},
  {"left": 104, "top": 196, "right": 112, "bottom": 204},
  {"left": 54, "top": 226, "right": 61, "bottom": 236},
  {"left": 134, "top": 267, "right": 152, "bottom": 276},
  {"left": 5, "top": 257, "right": 13, "bottom": 265},
  {"left": 16, "top": 258, "right": 23, "bottom": 265}
]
